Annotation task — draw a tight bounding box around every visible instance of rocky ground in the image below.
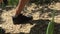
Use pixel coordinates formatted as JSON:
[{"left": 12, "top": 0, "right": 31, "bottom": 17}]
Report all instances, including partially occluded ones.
[{"left": 0, "top": 1, "right": 60, "bottom": 34}]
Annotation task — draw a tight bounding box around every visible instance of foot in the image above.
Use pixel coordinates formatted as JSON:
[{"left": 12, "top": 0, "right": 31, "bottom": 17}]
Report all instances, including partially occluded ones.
[{"left": 12, "top": 14, "right": 33, "bottom": 24}]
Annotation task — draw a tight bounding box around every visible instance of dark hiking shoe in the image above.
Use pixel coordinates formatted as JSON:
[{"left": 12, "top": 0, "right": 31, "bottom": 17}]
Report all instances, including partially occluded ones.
[{"left": 12, "top": 14, "right": 33, "bottom": 24}]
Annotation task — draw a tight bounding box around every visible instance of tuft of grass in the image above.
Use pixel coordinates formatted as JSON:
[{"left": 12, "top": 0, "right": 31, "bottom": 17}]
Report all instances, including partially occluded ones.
[
  {"left": 8, "top": 0, "right": 19, "bottom": 6},
  {"left": 2, "top": 0, "right": 19, "bottom": 7},
  {"left": 46, "top": 10, "right": 55, "bottom": 34}
]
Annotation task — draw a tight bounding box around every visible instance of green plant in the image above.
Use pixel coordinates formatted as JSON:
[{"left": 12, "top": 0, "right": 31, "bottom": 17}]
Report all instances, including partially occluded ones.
[
  {"left": 46, "top": 10, "right": 55, "bottom": 34},
  {"left": 8, "top": 0, "right": 18, "bottom": 6},
  {"left": 2, "top": 0, "right": 18, "bottom": 7}
]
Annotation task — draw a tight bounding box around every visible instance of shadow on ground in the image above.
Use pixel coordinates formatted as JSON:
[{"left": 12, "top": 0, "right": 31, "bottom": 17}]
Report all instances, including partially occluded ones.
[
  {"left": 0, "top": 19, "right": 60, "bottom": 34},
  {"left": 29, "top": 19, "right": 50, "bottom": 34},
  {"left": 13, "top": 19, "right": 60, "bottom": 34},
  {"left": 29, "top": 20, "right": 60, "bottom": 34}
]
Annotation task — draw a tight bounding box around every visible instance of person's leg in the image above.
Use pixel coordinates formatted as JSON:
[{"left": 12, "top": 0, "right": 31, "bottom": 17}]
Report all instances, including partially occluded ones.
[
  {"left": 15, "top": 0, "right": 30, "bottom": 16},
  {"left": 12, "top": 0, "right": 33, "bottom": 24},
  {"left": 0, "top": 0, "right": 3, "bottom": 4}
]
